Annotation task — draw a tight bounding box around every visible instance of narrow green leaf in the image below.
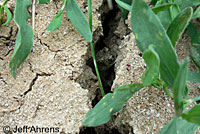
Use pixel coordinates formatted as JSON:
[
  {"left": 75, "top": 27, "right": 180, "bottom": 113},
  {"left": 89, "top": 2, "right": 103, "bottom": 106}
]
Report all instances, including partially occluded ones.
[
  {"left": 82, "top": 83, "right": 143, "bottom": 127},
  {"left": 187, "top": 22, "right": 200, "bottom": 44},
  {"left": 9, "top": 0, "right": 33, "bottom": 78},
  {"left": 156, "top": 0, "right": 172, "bottom": 29},
  {"left": 142, "top": 45, "right": 160, "bottom": 86},
  {"left": 190, "top": 43, "right": 200, "bottom": 71},
  {"left": 152, "top": 3, "right": 176, "bottom": 14},
  {"left": 158, "top": 117, "right": 198, "bottom": 134},
  {"left": 188, "top": 71, "right": 200, "bottom": 83},
  {"left": 169, "top": 4, "right": 180, "bottom": 21},
  {"left": 47, "top": 9, "right": 64, "bottom": 31},
  {"left": 192, "top": 6, "right": 200, "bottom": 19},
  {"left": 38, "top": 0, "right": 50, "bottom": 4},
  {"left": 182, "top": 104, "right": 200, "bottom": 125},
  {"left": 47, "top": 0, "right": 66, "bottom": 31},
  {"left": 173, "top": 58, "right": 189, "bottom": 117},
  {"left": 116, "top": 0, "right": 132, "bottom": 23},
  {"left": 131, "top": 0, "right": 180, "bottom": 88},
  {"left": 66, "top": 0, "right": 92, "bottom": 42},
  {"left": 167, "top": 7, "right": 193, "bottom": 47},
  {"left": 2, "top": 5, "right": 12, "bottom": 26}
]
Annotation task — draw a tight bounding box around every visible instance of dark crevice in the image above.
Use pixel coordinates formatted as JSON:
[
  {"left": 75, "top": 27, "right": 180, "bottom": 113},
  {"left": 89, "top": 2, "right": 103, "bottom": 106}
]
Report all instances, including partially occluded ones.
[
  {"left": 22, "top": 73, "right": 53, "bottom": 97},
  {"left": 39, "top": 39, "right": 63, "bottom": 53},
  {"left": 80, "top": 1, "right": 126, "bottom": 134},
  {"left": 0, "top": 76, "right": 7, "bottom": 84},
  {"left": 86, "top": 3, "right": 121, "bottom": 106},
  {"left": 4, "top": 48, "right": 13, "bottom": 57}
]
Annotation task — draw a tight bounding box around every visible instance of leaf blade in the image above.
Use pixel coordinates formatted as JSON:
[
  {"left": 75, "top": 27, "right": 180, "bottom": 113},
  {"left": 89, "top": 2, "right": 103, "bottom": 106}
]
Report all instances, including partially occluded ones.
[
  {"left": 66, "top": 0, "right": 92, "bottom": 42},
  {"left": 173, "top": 58, "right": 189, "bottom": 116},
  {"left": 47, "top": 10, "right": 64, "bottom": 31},
  {"left": 158, "top": 117, "right": 198, "bottom": 134},
  {"left": 2, "top": 5, "right": 12, "bottom": 26},
  {"left": 182, "top": 104, "right": 200, "bottom": 125},
  {"left": 131, "top": 0, "right": 180, "bottom": 88},
  {"left": 188, "top": 71, "right": 200, "bottom": 83},
  {"left": 9, "top": 0, "right": 33, "bottom": 78},
  {"left": 38, "top": 0, "right": 50, "bottom": 4},
  {"left": 142, "top": 45, "right": 160, "bottom": 86},
  {"left": 82, "top": 83, "right": 143, "bottom": 127},
  {"left": 167, "top": 7, "right": 193, "bottom": 47}
]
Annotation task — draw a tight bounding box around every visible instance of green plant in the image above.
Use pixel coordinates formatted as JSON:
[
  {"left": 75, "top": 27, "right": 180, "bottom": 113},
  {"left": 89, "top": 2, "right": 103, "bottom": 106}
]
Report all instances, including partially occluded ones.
[
  {"left": 0, "top": 0, "right": 12, "bottom": 26},
  {"left": 3, "top": 0, "right": 200, "bottom": 133},
  {"left": 82, "top": 0, "right": 200, "bottom": 133}
]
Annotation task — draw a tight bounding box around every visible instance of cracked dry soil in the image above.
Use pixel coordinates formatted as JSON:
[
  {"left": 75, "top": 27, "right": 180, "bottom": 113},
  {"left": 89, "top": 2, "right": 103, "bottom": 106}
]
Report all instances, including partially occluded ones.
[{"left": 1, "top": 0, "right": 200, "bottom": 134}]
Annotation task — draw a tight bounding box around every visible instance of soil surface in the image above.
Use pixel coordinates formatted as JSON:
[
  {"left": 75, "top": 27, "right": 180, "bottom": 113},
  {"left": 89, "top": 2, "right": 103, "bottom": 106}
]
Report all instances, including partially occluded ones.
[{"left": 0, "top": 0, "right": 200, "bottom": 134}]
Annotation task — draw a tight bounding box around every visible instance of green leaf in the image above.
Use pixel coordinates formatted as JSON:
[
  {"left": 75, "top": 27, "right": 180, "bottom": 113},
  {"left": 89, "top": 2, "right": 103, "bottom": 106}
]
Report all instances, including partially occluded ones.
[
  {"left": 47, "top": 10, "right": 64, "bottom": 31},
  {"left": 9, "top": 0, "right": 33, "bottom": 78},
  {"left": 158, "top": 117, "right": 198, "bottom": 134},
  {"left": 66, "top": 0, "right": 92, "bottom": 42},
  {"left": 47, "top": 0, "right": 66, "bottom": 31},
  {"left": 188, "top": 71, "right": 200, "bottom": 83},
  {"left": 182, "top": 104, "right": 200, "bottom": 125},
  {"left": 176, "top": 0, "right": 200, "bottom": 9},
  {"left": 169, "top": 4, "right": 180, "bottom": 21},
  {"left": 82, "top": 83, "right": 143, "bottom": 127},
  {"left": 142, "top": 45, "right": 160, "bottom": 86},
  {"left": 187, "top": 22, "right": 200, "bottom": 44},
  {"left": 192, "top": 6, "right": 200, "bottom": 19},
  {"left": 2, "top": 5, "right": 12, "bottom": 26},
  {"left": 173, "top": 58, "right": 189, "bottom": 117},
  {"left": 156, "top": 0, "right": 172, "bottom": 29},
  {"left": 38, "top": 0, "right": 50, "bottom": 4},
  {"left": 116, "top": 0, "right": 132, "bottom": 23},
  {"left": 131, "top": 0, "right": 180, "bottom": 88},
  {"left": 152, "top": 3, "right": 176, "bottom": 14},
  {"left": 167, "top": 7, "right": 193, "bottom": 47},
  {"left": 190, "top": 43, "right": 200, "bottom": 71}
]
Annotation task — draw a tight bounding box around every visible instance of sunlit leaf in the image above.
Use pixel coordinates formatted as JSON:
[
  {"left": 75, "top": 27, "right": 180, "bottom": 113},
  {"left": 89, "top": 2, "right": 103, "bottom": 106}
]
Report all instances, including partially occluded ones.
[
  {"left": 47, "top": 10, "right": 64, "bottom": 31},
  {"left": 116, "top": 0, "right": 132, "bottom": 23},
  {"left": 82, "top": 83, "right": 143, "bottom": 126},
  {"left": 66, "top": 0, "right": 92, "bottom": 42},
  {"left": 131, "top": 0, "right": 180, "bottom": 88},
  {"left": 182, "top": 104, "right": 200, "bottom": 125},
  {"left": 158, "top": 117, "right": 198, "bottom": 134},
  {"left": 152, "top": 3, "right": 176, "bottom": 14},
  {"left": 2, "top": 5, "right": 12, "bottom": 26},
  {"left": 167, "top": 7, "right": 193, "bottom": 47},
  {"left": 9, "top": 0, "right": 33, "bottom": 78}
]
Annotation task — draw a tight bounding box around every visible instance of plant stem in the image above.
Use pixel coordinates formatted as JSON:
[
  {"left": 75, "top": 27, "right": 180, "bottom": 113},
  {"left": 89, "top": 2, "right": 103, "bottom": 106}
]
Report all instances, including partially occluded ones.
[
  {"left": 90, "top": 42, "right": 105, "bottom": 96},
  {"left": 88, "top": 0, "right": 105, "bottom": 96},
  {"left": 88, "top": 0, "right": 92, "bottom": 31}
]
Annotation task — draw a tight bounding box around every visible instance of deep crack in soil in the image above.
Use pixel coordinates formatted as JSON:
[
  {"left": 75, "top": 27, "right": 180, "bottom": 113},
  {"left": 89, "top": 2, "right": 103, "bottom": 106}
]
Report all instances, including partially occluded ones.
[{"left": 79, "top": 1, "right": 131, "bottom": 134}]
